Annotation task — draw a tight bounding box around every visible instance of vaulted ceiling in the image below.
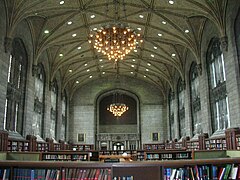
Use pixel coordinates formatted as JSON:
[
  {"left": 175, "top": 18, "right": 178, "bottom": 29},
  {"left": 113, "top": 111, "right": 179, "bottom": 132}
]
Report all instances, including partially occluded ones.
[{"left": 3, "top": 0, "right": 228, "bottom": 95}]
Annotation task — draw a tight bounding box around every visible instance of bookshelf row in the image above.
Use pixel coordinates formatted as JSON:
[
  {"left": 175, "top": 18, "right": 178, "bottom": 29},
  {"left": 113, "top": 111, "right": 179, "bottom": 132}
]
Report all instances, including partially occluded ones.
[
  {"left": 144, "top": 130, "right": 231, "bottom": 151},
  {"left": 1, "top": 127, "right": 240, "bottom": 153},
  {"left": 0, "top": 158, "right": 240, "bottom": 180},
  {"left": 0, "top": 131, "right": 94, "bottom": 152},
  {"left": 5, "top": 149, "right": 240, "bottom": 163}
]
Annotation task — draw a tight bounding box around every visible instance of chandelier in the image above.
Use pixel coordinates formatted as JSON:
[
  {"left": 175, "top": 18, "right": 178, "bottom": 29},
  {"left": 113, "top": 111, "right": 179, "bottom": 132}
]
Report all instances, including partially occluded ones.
[
  {"left": 89, "top": 26, "right": 142, "bottom": 61},
  {"left": 88, "top": 1, "right": 143, "bottom": 62},
  {"left": 107, "top": 103, "right": 129, "bottom": 117},
  {"left": 107, "top": 92, "right": 129, "bottom": 117}
]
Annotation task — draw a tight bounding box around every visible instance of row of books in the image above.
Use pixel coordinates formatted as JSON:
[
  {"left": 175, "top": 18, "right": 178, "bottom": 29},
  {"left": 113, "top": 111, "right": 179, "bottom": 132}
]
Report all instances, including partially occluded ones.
[
  {"left": 146, "top": 152, "right": 191, "bottom": 160},
  {"left": 43, "top": 155, "right": 72, "bottom": 160},
  {"left": 113, "top": 176, "right": 134, "bottom": 180},
  {"left": 42, "top": 154, "right": 88, "bottom": 161},
  {"left": 164, "top": 164, "right": 239, "bottom": 180},
  {"left": 13, "top": 168, "right": 47, "bottom": 180},
  {"left": 62, "top": 168, "right": 111, "bottom": 180},
  {"left": 12, "top": 168, "right": 111, "bottom": 180}
]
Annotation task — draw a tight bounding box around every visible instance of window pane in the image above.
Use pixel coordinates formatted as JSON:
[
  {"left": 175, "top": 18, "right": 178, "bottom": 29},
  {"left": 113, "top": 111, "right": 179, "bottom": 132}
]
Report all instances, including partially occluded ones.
[
  {"left": 207, "top": 39, "right": 229, "bottom": 133},
  {"left": 7, "top": 55, "right": 12, "bottom": 83}
]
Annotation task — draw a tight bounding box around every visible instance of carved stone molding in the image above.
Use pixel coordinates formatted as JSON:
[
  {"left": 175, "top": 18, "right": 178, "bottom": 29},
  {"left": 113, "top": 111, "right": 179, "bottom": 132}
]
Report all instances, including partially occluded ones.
[
  {"left": 32, "top": 65, "right": 39, "bottom": 77},
  {"left": 97, "top": 133, "right": 140, "bottom": 141},
  {"left": 220, "top": 36, "right": 228, "bottom": 52},
  {"left": 170, "top": 91, "right": 175, "bottom": 100},
  {"left": 4, "top": 37, "right": 13, "bottom": 53},
  {"left": 196, "top": 63, "right": 202, "bottom": 75}
]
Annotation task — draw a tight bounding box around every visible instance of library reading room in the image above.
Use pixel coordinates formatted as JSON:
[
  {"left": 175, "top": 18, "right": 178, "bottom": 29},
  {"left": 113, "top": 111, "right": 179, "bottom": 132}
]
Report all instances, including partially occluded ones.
[{"left": 0, "top": 0, "right": 240, "bottom": 179}]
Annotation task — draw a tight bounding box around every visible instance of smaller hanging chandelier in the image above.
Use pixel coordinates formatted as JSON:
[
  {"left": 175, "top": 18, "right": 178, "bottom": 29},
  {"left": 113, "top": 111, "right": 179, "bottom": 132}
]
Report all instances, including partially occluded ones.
[
  {"left": 107, "top": 103, "right": 129, "bottom": 117},
  {"left": 107, "top": 93, "right": 129, "bottom": 117}
]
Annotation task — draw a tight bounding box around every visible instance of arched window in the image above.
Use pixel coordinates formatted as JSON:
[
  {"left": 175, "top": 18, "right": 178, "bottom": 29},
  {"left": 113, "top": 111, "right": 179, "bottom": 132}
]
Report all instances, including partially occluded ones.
[
  {"left": 177, "top": 79, "right": 185, "bottom": 138},
  {"left": 61, "top": 91, "right": 67, "bottom": 140},
  {"left": 33, "top": 64, "right": 45, "bottom": 137},
  {"left": 207, "top": 38, "right": 230, "bottom": 133},
  {"left": 50, "top": 80, "right": 58, "bottom": 139},
  {"left": 3, "top": 38, "right": 28, "bottom": 133},
  {"left": 168, "top": 89, "right": 175, "bottom": 139},
  {"left": 189, "top": 63, "right": 201, "bottom": 136},
  {"left": 234, "top": 9, "right": 240, "bottom": 74}
]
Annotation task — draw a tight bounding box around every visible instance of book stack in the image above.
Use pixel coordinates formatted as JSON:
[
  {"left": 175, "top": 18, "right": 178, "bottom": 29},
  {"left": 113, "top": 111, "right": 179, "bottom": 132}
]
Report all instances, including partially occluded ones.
[
  {"left": 113, "top": 176, "right": 134, "bottom": 180},
  {"left": 12, "top": 168, "right": 111, "bottom": 180},
  {"left": 62, "top": 168, "right": 111, "bottom": 180},
  {"left": 164, "top": 164, "right": 240, "bottom": 180},
  {"left": 13, "top": 168, "right": 52, "bottom": 180}
]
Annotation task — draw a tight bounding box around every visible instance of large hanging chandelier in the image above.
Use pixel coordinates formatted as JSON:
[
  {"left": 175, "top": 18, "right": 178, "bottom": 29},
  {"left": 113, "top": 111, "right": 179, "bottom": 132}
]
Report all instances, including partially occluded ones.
[
  {"left": 107, "top": 92, "right": 129, "bottom": 117},
  {"left": 88, "top": 0, "right": 143, "bottom": 62},
  {"left": 88, "top": 25, "right": 143, "bottom": 62}
]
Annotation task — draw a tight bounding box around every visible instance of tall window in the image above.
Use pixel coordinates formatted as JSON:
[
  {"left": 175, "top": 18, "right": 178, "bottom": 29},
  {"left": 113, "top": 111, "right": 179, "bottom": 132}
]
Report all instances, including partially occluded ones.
[
  {"left": 189, "top": 63, "right": 201, "bottom": 136},
  {"left": 168, "top": 89, "right": 175, "bottom": 139},
  {"left": 61, "top": 91, "right": 67, "bottom": 140},
  {"left": 177, "top": 79, "right": 185, "bottom": 137},
  {"left": 207, "top": 38, "right": 230, "bottom": 133},
  {"left": 3, "top": 38, "right": 27, "bottom": 133},
  {"left": 33, "top": 64, "right": 45, "bottom": 136},
  {"left": 50, "top": 80, "right": 58, "bottom": 139}
]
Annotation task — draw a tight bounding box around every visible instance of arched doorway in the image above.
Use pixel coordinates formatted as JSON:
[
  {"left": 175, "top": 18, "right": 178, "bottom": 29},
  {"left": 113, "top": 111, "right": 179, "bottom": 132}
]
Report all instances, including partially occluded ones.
[{"left": 96, "top": 89, "right": 141, "bottom": 150}]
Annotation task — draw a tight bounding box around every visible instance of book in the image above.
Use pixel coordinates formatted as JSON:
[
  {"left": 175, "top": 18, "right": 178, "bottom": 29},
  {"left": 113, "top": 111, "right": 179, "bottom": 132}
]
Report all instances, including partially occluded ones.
[
  {"left": 190, "top": 167, "right": 195, "bottom": 180},
  {"left": 165, "top": 168, "right": 171, "bottom": 180},
  {"left": 229, "top": 165, "right": 238, "bottom": 179},
  {"left": 218, "top": 167, "right": 226, "bottom": 180},
  {"left": 170, "top": 168, "right": 176, "bottom": 180},
  {"left": 30, "top": 169, "right": 35, "bottom": 180},
  {"left": 211, "top": 165, "right": 218, "bottom": 180},
  {"left": 223, "top": 164, "right": 232, "bottom": 179}
]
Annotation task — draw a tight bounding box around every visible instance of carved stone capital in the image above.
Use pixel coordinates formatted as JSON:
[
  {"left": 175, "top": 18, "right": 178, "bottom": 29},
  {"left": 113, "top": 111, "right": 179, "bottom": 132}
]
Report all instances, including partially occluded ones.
[
  {"left": 170, "top": 91, "right": 175, "bottom": 100},
  {"left": 4, "top": 37, "right": 12, "bottom": 53},
  {"left": 220, "top": 36, "right": 228, "bottom": 52},
  {"left": 49, "top": 81, "right": 55, "bottom": 91},
  {"left": 181, "top": 80, "right": 186, "bottom": 90},
  {"left": 196, "top": 63, "right": 202, "bottom": 75},
  {"left": 32, "top": 65, "right": 39, "bottom": 77}
]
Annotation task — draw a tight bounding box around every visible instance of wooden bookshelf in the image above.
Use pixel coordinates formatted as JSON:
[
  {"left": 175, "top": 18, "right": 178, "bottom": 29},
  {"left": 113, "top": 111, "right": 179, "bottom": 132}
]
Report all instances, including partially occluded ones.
[
  {"left": 186, "top": 140, "right": 199, "bottom": 150},
  {"left": 225, "top": 128, "right": 240, "bottom": 150},
  {"left": 7, "top": 139, "right": 29, "bottom": 152},
  {"left": 36, "top": 142, "right": 49, "bottom": 152},
  {"left": 112, "top": 163, "right": 161, "bottom": 180},
  {"left": 71, "top": 144, "right": 94, "bottom": 151},
  {"left": 0, "top": 158, "right": 240, "bottom": 179},
  {"left": 53, "top": 143, "right": 61, "bottom": 151},
  {"left": 99, "top": 150, "right": 137, "bottom": 156},
  {"left": 205, "top": 136, "right": 226, "bottom": 150},
  {"left": 136, "top": 150, "right": 145, "bottom": 161},
  {"left": 145, "top": 150, "right": 192, "bottom": 161},
  {"left": 41, "top": 151, "right": 91, "bottom": 161},
  {"left": 236, "top": 134, "right": 240, "bottom": 150},
  {"left": 0, "top": 131, "right": 8, "bottom": 151},
  {"left": 99, "top": 154, "right": 133, "bottom": 162},
  {"left": 143, "top": 143, "right": 165, "bottom": 151}
]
